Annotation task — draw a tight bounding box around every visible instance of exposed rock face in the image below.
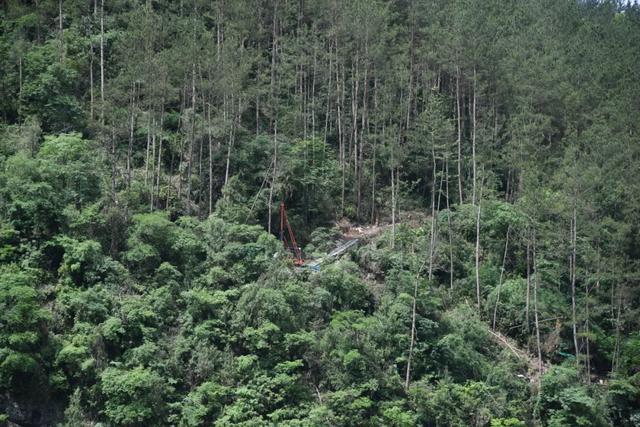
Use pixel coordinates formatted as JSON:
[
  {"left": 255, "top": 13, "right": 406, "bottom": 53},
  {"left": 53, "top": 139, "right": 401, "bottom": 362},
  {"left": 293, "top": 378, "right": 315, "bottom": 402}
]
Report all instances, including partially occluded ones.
[{"left": 1, "top": 393, "right": 62, "bottom": 427}]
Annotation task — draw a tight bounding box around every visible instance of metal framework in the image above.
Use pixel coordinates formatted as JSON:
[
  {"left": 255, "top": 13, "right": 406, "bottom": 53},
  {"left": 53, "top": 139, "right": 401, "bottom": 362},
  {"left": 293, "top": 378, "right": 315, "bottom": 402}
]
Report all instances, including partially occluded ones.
[{"left": 279, "top": 202, "right": 304, "bottom": 265}]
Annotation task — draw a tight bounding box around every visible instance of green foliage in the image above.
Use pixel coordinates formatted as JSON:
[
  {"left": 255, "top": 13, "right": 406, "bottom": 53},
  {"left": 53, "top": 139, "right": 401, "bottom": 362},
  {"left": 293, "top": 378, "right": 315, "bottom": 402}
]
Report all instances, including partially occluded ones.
[
  {"left": 606, "top": 374, "right": 640, "bottom": 426},
  {"left": 60, "top": 388, "right": 91, "bottom": 427},
  {"left": 539, "top": 365, "right": 610, "bottom": 427},
  {"left": 0, "top": 0, "right": 639, "bottom": 425},
  {"left": 179, "top": 381, "right": 231, "bottom": 426},
  {"left": 620, "top": 335, "right": 640, "bottom": 375},
  {"left": 124, "top": 213, "right": 178, "bottom": 275},
  {"left": 200, "top": 216, "right": 280, "bottom": 286},
  {"left": 0, "top": 266, "right": 49, "bottom": 392},
  {"left": 411, "top": 378, "right": 501, "bottom": 427},
  {"left": 434, "top": 305, "right": 494, "bottom": 380},
  {"left": 0, "top": 222, "right": 19, "bottom": 263},
  {"left": 491, "top": 418, "right": 526, "bottom": 427},
  {"left": 19, "top": 42, "right": 84, "bottom": 131},
  {"left": 310, "top": 261, "right": 374, "bottom": 313},
  {"left": 0, "top": 133, "right": 101, "bottom": 240},
  {"left": 100, "top": 366, "right": 172, "bottom": 426}
]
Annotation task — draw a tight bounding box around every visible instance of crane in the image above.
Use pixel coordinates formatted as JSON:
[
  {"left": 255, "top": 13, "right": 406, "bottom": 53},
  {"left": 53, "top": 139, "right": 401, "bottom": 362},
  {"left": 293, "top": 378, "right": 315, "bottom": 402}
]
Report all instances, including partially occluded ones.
[
  {"left": 279, "top": 202, "right": 304, "bottom": 266},
  {"left": 279, "top": 202, "right": 360, "bottom": 270}
]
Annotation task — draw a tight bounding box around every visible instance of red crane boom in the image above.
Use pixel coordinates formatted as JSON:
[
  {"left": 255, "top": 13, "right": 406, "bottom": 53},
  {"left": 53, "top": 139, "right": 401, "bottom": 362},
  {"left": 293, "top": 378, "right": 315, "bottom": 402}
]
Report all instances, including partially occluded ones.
[{"left": 279, "top": 202, "right": 304, "bottom": 265}]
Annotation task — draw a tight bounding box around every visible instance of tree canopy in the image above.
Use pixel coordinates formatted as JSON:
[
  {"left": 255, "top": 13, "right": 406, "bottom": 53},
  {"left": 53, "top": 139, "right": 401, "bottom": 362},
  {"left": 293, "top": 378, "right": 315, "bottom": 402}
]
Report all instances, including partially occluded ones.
[{"left": 0, "top": 0, "right": 639, "bottom": 425}]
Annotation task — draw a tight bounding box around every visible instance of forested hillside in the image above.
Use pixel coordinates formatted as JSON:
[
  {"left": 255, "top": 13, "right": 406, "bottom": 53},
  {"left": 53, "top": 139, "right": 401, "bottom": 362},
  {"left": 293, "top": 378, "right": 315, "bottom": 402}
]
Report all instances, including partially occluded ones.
[{"left": 1, "top": 0, "right": 639, "bottom": 425}]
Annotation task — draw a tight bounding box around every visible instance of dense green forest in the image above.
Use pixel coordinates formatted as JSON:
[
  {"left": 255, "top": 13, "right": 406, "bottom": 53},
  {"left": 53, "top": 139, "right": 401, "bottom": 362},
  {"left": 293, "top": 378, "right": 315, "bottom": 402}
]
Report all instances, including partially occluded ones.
[{"left": 1, "top": 0, "right": 639, "bottom": 425}]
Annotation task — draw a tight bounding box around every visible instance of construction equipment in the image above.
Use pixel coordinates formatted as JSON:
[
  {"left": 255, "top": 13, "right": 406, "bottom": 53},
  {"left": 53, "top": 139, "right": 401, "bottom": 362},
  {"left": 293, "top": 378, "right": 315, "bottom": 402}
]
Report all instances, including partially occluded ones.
[
  {"left": 279, "top": 202, "right": 304, "bottom": 266},
  {"left": 279, "top": 202, "right": 361, "bottom": 270},
  {"left": 305, "top": 238, "right": 359, "bottom": 272}
]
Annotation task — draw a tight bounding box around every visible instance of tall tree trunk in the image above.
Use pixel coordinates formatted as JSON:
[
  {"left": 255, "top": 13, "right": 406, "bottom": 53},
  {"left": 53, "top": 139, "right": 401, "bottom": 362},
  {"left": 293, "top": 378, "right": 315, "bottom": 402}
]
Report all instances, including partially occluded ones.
[
  {"left": 270, "top": 0, "right": 278, "bottom": 130},
  {"left": 110, "top": 129, "right": 118, "bottom": 256},
  {"left": 525, "top": 235, "right": 531, "bottom": 348},
  {"left": 18, "top": 54, "right": 23, "bottom": 110},
  {"left": 208, "top": 103, "right": 214, "bottom": 215},
  {"left": 149, "top": 119, "right": 156, "bottom": 210},
  {"left": 311, "top": 43, "right": 317, "bottom": 139},
  {"left": 166, "top": 141, "right": 175, "bottom": 209},
  {"left": 335, "top": 42, "right": 345, "bottom": 216},
  {"left": 255, "top": 95, "right": 259, "bottom": 136},
  {"left": 492, "top": 225, "right": 510, "bottom": 330},
  {"left": 223, "top": 99, "right": 235, "bottom": 188},
  {"left": 349, "top": 60, "right": 357, "bottom": 173},
  {"left": 110, "top": 130, "right": 116, "bottom": 203},
  {"left": 89, "top": 43, "right": 94, "bottom": 120},
  {"left": 390, "top": 127, "right": 396, "bottom": 249},
  {"left": 475, "top": 173, "right": 483, "bottom": 310},
  {"left": 267, "top": 121, "right": 278, "bottom": 233},
  {"left": 155, "top": 108, "right": 164, "bottom": 210},
  {"left": 585, "top": 263, "right": 592, "bottom": 384},
  {"left": 126, "top": 83, "right": 136, "bottom": 188},
  {"left": 216, "top": 0, "right": 223, "bottom": 61},
  {"left": 145, "top": 113, "right": 152, "bottom": 186},
  {"left": 35, "top": 0, "right": 41, "bottom": 42},
  {"left": 571, "top": 205, "right": 580, "bottom": 366},
  {"left": 324, "top": 54, "right": 332, "bottom": 147},
  {"left": 177, "top": 130, "right": 184, "bottom": 202},
  {"left": 197, "top": 86, "right": 206, "bottom": 211},
  {"left": 456, "top": 65, "right": 463, "bottom": 203},
  {"left": 406, "top": 254, "right": 428, "bottom": 391},
  {"left": 370, "top": 136, "right": 376, "bottom": 224},
  {"left": 186, "top": 66, "right": 196, "bottom": 213},
  {"left": 351, "top": 58, "right": 362, "bottom": 219},
  {"left": 612, "top": 280, "right": 622, "bottom": 374},
  {"left": 505, "top": 169, "right": 511, "bottom": 202},
  {"left": 224, "top": 133, "right": 232, "bottom": 187},
  {"left": 445, "top": 159, "right": 454, "bottom": 292},
  {"left": 428, "top": 150, "right": 443, "bottom": 281},
  {"left": 533, "top": 230, "right": 543, "bottom": 374},
  {"left": 405, "top": 17, "right": 415, "bottom": 132},
  {"left": 370, "top": 77, "right": 378, "bottom": 224},
  {"left": 471, "top": 67, "right": 478, "bottom": 206},
  {"left": 58, "top": 0, "right": 64, "bottom": 62},
  {"left": 357, "top": 64, "right": 368, "bottom": 220},
  {"left": 405, "top": 272, "right": 419, "bottom": 391},
  {"left": 100, "top": 0, "right": 105, "bottom": 125}
]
